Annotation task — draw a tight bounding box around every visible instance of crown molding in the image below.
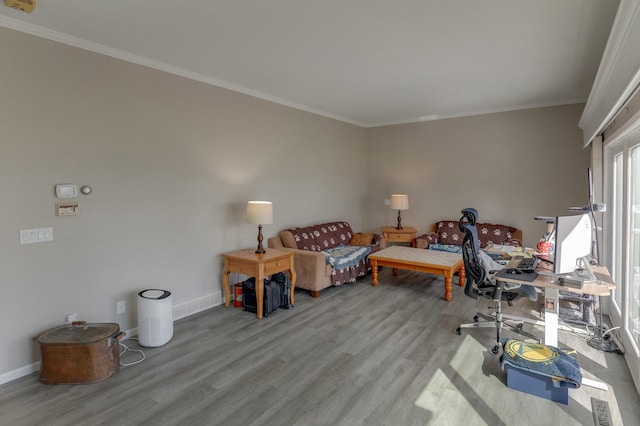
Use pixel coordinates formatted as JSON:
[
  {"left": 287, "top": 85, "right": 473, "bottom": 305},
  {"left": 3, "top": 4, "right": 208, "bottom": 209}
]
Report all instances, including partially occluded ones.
[
  {"left": 0, "top": 15, "right": 367, "bottom": 128},
  {"left": 370, "top": 99, "right": 586, "bottom": 128},
  {"left": 0, "top": 13, "right": 602, "bottom": 131}
]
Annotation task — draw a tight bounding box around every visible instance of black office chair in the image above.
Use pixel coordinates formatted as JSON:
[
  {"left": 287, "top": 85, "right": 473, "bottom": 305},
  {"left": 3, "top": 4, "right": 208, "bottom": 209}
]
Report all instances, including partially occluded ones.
[{"left": 455, "top": 208, "right": 541, "bottom": 354}]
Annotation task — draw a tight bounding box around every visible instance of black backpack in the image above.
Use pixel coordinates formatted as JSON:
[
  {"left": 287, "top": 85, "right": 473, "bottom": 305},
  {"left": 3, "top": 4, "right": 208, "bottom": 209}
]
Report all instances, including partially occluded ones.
[{"left": 242, "top": 272, "right": 292, "bottom": 316}]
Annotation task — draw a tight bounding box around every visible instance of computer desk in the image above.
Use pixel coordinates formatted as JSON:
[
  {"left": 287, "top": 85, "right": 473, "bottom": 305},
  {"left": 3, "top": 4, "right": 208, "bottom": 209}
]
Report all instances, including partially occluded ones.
[
  {"left": 498, "top": 260, "right": 616, "bottom": 390},
  {"left": 498, "top": 260, "right": 616, "bottom": 348}
]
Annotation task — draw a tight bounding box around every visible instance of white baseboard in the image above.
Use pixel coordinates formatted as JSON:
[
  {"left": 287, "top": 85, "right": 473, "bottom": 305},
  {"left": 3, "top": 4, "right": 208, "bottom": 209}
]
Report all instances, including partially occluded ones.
[
  {"left": 0, "top": 361, "right": 41, "bottom": 385},
  {"left": 0, "top": 291, "right": 222, "bottom": 385}
]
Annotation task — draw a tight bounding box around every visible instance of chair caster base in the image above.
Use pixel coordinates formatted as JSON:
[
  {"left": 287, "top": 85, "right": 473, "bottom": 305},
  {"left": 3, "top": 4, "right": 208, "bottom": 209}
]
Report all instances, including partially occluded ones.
[
  {"left": 456, "top": 327, "right": 462, "bottom": 335},
  {"left": 491, "top": 344, "right": 501, "bottom": 354}
]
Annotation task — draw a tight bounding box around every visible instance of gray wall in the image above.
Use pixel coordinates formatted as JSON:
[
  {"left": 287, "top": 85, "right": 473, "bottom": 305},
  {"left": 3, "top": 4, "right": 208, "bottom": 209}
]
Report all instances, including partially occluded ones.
[
  {"left": 365, "top": 105, "right": 591, "bottom": 247},
  {"left": 0, "top": 27, "right": 367, "bottom": 377},
  {"left": 0, "top": 26, "right": 591, "bottom": 380}
]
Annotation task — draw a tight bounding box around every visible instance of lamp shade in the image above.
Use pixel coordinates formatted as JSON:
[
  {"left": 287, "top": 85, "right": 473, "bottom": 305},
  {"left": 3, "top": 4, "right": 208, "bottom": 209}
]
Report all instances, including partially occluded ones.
[
  {"left": 246, "top": 201, "right": 274, "bottom": 225},
  {"left": 390, "top": 194, "right": 409, "bottom": 210}
]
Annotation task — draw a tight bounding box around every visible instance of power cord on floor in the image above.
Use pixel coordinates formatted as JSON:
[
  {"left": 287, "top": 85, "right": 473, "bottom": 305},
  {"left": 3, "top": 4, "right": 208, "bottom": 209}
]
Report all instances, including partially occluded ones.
[
  {"left": 586, "top": 322, "right": 624, "bottom": 354},
  {"left": 119, "top": 337, "right": 146, "bottom": 366}
]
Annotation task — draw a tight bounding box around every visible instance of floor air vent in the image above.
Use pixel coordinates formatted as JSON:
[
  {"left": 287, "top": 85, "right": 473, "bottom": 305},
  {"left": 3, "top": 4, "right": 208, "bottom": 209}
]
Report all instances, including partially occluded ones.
[{"left": 591, "top": 397, "right": 612, "bottom": 426}]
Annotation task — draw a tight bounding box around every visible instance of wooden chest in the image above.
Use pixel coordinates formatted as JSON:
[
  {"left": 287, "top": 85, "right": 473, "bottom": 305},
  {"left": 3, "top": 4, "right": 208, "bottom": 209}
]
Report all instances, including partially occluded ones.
[{"left": 36, "top": 322, "right": 124, "bottom": 384}]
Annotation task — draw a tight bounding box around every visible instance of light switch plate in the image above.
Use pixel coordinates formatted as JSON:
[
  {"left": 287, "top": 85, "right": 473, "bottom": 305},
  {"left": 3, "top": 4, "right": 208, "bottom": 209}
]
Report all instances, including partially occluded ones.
[
  {"left": 20, "top": 227, "right": 53, "bottom": 244},
  {"left": 55, "top": 184, "right": 77, "bottom": 198}
]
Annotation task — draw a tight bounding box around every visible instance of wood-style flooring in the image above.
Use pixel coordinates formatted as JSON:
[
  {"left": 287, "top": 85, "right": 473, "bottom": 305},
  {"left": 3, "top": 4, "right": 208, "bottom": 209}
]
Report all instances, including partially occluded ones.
[{"left": 2, "top": 268, "right": 639, "bottom": 425}]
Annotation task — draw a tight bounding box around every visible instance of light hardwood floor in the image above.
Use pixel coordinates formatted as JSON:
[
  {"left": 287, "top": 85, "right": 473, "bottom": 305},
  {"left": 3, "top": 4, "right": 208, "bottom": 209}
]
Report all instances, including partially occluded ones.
[{"left": 2, "top": 268, "right": 639, "bottom": 425}]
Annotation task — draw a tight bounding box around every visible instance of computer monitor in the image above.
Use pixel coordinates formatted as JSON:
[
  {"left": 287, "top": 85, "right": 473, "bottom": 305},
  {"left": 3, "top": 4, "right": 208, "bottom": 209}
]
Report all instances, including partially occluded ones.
[{"left": 553, "top": 213, "right": 592, "bottom": 275}]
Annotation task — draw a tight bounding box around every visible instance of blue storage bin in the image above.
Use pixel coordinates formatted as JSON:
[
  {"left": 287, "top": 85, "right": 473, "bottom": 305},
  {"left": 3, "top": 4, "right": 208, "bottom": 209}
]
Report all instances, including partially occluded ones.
[
  {"left": 506, "top": 364, "right": 569, "bottom": 405},
  {"left": 500, "top": 339, "right": 582, "bottom": 405}
]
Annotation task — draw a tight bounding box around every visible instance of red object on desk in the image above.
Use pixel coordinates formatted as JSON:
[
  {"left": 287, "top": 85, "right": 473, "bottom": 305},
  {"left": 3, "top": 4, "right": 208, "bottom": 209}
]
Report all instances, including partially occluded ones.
[{"left": 537, "top": 241, "right": 552, "bottom": 254}]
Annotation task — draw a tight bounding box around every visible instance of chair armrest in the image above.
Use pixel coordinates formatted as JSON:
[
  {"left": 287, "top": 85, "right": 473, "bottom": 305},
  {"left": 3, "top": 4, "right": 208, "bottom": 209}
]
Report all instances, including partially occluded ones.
[{"left": 416, "top": 232, "right": 438, "bottom": 249}]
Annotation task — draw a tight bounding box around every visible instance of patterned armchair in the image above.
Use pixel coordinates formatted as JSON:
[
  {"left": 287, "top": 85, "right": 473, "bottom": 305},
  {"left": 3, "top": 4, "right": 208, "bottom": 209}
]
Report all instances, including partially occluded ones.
[{"left": 416, "top": 220, "right": 522, "bottom": 252}]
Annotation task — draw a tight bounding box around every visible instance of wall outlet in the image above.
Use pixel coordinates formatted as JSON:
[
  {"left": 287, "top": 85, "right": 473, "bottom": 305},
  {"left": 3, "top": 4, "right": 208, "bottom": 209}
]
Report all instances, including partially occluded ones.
[
  {"left": 385, "top": 199, "right": 391, "bottom": 206},
  {"left": 116, "top": 300, "right": 126, "bottom": 315},
  {"left": 20, "top": 227, "right": 53, "bottom": 244},
  {"left": 65, "top": 313, "right": 77, "bottom": 324}
]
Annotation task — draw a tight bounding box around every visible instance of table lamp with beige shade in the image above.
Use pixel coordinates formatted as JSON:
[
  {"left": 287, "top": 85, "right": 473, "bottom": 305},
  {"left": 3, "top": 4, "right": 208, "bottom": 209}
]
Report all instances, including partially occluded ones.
[
  {"left": 247, "top": 201, "right": 273, "bottom": 253},
  {"left": 390, "top": 194, "right": 409, "bottom": 230}
]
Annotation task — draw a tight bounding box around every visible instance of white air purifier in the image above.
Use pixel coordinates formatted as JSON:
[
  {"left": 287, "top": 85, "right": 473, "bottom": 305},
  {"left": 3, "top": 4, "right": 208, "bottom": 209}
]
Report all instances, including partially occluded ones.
[{"left": 137, "top": 289, "right": 173, "bottom": 347}]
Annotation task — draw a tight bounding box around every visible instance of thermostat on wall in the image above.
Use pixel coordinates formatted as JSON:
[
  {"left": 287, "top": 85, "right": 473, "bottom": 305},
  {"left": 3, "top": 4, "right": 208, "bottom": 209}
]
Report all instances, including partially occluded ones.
[
  {"left": 55, "top": 184, "right": 77, "bottom": 199},
  {"left": 56, "top": 202, "right": 79, "bottom": 216}
]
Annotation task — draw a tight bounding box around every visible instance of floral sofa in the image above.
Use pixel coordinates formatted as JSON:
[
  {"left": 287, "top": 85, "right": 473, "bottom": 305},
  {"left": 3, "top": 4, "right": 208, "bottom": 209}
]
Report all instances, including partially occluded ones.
[
  {"left": 416, "top": 220, "right": 522, "bottom": 252},
  {"left": 267, "top": 221, "right": 386, "bottom": 297}
]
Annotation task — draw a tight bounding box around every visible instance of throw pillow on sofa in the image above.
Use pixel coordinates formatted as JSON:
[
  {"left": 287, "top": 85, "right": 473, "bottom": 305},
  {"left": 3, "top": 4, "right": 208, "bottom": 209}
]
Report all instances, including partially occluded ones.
[{"left": 349, "top": 232, "right": 373, "bottom": 246}]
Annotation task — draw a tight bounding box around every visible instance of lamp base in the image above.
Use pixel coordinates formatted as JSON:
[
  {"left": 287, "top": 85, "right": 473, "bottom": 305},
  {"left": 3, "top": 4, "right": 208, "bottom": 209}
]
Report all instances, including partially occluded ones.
[
  {"left": 255, "top": 225, "right": 265, "bottom": 254},
  {"left": 396, "top": 210, "right": 403, "bottom": 230}
]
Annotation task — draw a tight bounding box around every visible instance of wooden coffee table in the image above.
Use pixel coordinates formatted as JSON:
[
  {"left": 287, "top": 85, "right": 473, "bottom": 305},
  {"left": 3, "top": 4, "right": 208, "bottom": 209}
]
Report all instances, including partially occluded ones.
[{"left": 369, "top": 246, "right": 465, "bottom": 301}]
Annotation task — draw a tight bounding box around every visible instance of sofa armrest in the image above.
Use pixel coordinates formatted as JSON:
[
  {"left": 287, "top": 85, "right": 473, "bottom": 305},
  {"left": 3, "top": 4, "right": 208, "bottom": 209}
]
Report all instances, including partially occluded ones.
[
  {"left": 416, "top": 232, "right": 438, "bottom": 249},
  {"left": 267, "top": 238, "right": 327, "bottom": 287},
  {"left": 372, "top": 233, "right": 387, "bottom": 249},
  {"left": 267, "top": 236, "right": 284, "bottom": 249},
  {"left": 504, "top": 238, "right": 522, "bottom": 247},
  {"left": 276, "top": 247, "right": 329, "bottom": 292}
]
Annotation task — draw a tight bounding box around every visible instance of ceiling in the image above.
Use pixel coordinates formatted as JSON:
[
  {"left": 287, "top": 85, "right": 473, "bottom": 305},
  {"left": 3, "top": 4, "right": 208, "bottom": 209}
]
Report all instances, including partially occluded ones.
[{"left": 0, "top": 0, "right": 620, "bottom": 127}]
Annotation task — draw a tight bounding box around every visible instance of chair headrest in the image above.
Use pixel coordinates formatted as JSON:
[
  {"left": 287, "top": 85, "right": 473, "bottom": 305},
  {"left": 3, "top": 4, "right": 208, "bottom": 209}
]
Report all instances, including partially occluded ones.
[{"left": 460, "top": 208, "right": 478, "bottom": 226}]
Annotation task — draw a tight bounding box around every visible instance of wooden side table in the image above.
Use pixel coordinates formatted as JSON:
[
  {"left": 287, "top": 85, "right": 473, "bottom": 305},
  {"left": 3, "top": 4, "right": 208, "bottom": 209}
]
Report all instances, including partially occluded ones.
[
  {"left": 381, "top": 226, "right": 417, "bottom": 275},
  {"left": 221, "top": 248, "right": 296, "bottom": 319},
  {"left": 381, "top": 226, "right": 417, "bottom": 247}
]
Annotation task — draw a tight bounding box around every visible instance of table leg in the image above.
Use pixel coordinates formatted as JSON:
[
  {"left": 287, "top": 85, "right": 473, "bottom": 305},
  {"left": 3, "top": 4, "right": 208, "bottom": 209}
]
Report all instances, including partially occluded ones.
[
  {"left": 256, "top": 265, "right": 265, "bottom": 319},
  {"left": 289, "top": 261, "right": 297, "bottom": 306},
  {"left": 543, "top": 287, "right": 559, "bottom": 347},
  {"left": 458, "top": 266, "right": 466, "bottom": 287},
  {"left": 444, "top": 275, "right": 453, "bottom": 301},
  {"left": 222, "top": 259, "right": 231, "bottom": 308},
  {"left": 371, "top": 259, "right": 378, "bottom": 286}
]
